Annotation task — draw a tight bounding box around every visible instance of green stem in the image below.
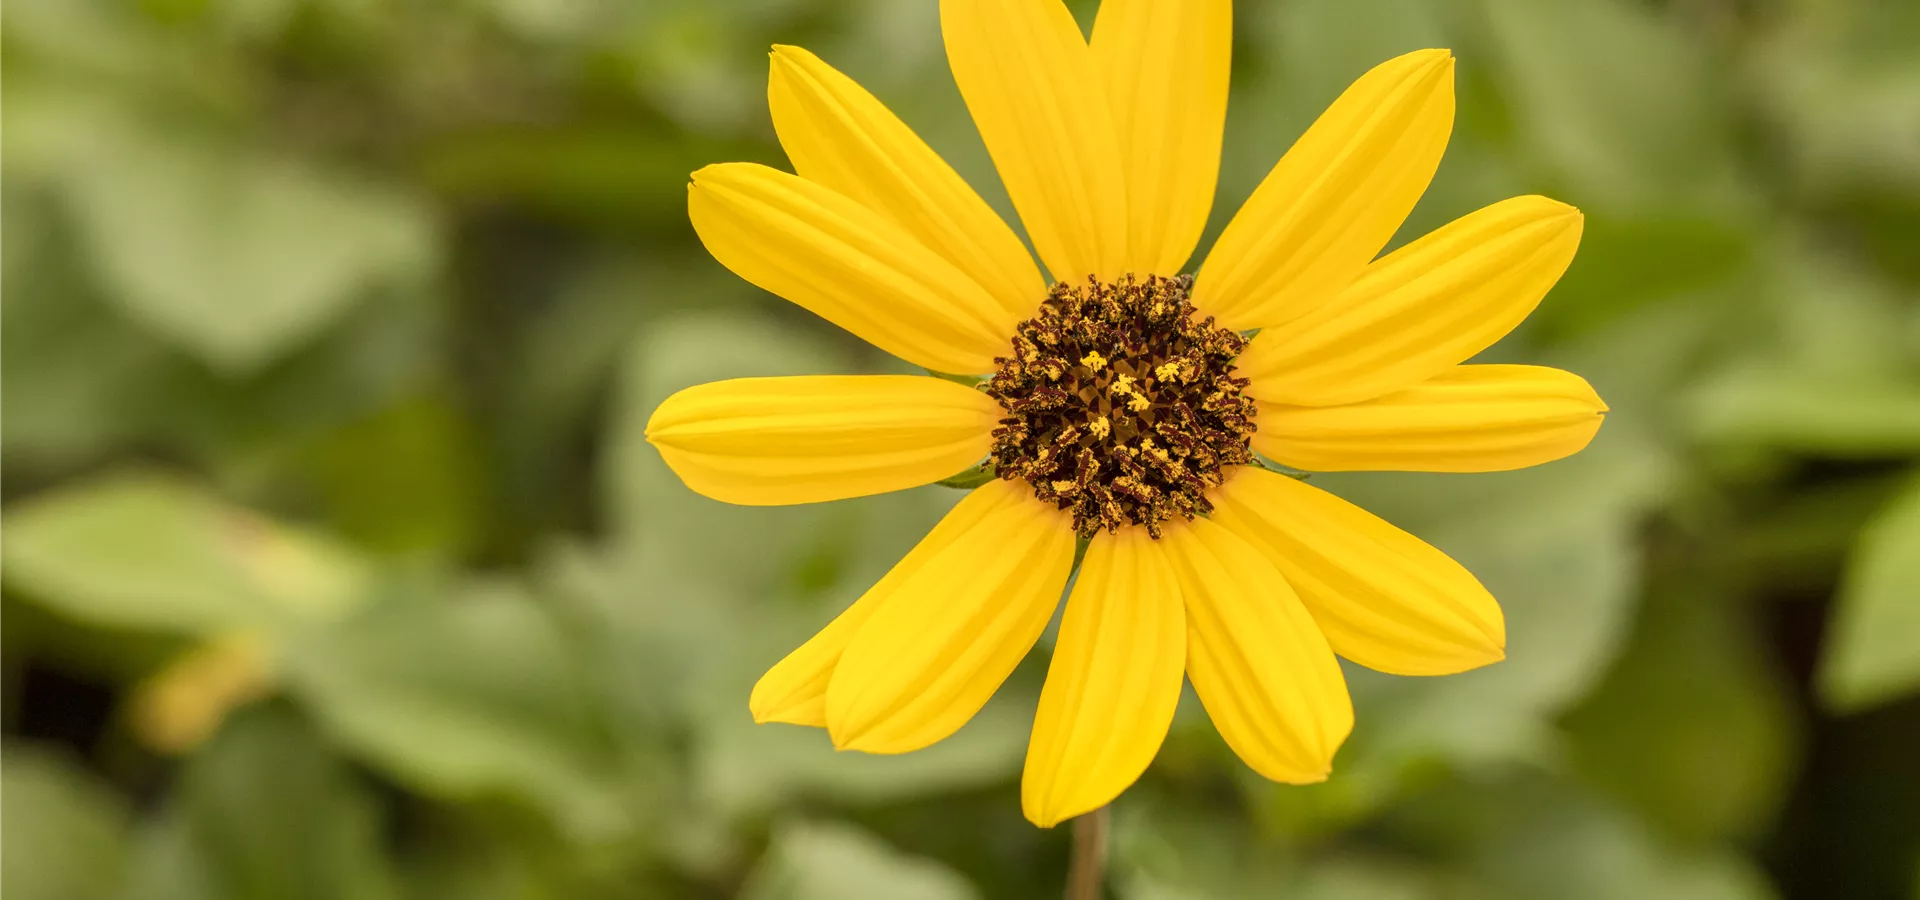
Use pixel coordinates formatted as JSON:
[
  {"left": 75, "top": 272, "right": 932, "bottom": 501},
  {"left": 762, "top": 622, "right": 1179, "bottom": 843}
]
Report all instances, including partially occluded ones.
[
  {"left": 1065, "top": 806, "right": 1109, "bottom": 900},
  {"left": 936, "top": 461, "right": 998, "bottom": 489}
]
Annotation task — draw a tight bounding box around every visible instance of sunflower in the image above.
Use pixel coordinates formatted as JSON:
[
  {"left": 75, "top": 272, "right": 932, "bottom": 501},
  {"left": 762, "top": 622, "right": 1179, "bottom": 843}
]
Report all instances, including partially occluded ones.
[{"left": 646, "top": 0, "right": 1606, "bottom": 827}]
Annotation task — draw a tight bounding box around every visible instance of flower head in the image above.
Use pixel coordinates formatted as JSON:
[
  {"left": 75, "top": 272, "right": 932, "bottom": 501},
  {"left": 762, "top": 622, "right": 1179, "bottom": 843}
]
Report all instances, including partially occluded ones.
[{"left": 646, "top": 0, "right": 1606, "bottom": 828}]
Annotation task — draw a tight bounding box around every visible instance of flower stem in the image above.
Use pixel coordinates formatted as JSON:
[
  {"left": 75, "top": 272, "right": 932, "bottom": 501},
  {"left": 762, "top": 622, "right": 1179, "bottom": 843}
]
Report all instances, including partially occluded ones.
[{"left": 1065, "top": 806, "right": 1109, "bottom": 900}]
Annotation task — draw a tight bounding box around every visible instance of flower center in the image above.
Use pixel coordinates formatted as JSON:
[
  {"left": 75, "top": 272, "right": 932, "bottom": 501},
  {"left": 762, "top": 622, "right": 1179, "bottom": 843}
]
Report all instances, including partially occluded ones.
[{"left": 984, "top": 274, "right": 1257, "bottom": 539}]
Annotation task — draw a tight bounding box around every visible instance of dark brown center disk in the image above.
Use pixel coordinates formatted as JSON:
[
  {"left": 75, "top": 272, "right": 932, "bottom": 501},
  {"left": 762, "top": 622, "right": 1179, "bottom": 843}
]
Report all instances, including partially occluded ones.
[{"left": 984, "top": 274, "right": 1257, "bottom": 539}]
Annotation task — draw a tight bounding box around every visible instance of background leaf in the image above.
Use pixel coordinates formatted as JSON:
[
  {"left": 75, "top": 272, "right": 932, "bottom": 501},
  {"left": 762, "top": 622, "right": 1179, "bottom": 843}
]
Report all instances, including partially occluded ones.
[
  {"left": 71, "top": 141, "right": 433, "bottom": 373},
  {"left": 739, "top": 821, "right": 981, "bottom": 900},
  {"left": 124, "top": 709, "right": 401, "bottom": 900},
  {"left": 281, "top": 579, "right": 641, "bottom": 842},
  {"left": 1818, "top": 473, "right": 1920, "bottom": 712},
  {"left": 1, "top": 472, "right": 371, "bottom": 636},
  {"left": 0, "top": 745, "right": 132, "bottom": 900}
]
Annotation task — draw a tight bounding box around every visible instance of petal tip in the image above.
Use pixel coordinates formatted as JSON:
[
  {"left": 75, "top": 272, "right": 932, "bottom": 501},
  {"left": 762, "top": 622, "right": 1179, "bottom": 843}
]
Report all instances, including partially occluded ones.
[
  {"left": 825, "top": 710, "right": 873, "bottom": 752},
  {"left": 746, "top": 686, "right": 782, "bottom": 725},
  {"left": 831, "top": 730, "right": 892, "bottom": 754},
  {"left": 1503, "top": 195, "right": 1583, "bottom": 230},
  {"left": 768, "top": 44, "right": 808, "bottom": 66},
  {"left": 1020, "top": 796, "right": 1064, "bottom": 829}
]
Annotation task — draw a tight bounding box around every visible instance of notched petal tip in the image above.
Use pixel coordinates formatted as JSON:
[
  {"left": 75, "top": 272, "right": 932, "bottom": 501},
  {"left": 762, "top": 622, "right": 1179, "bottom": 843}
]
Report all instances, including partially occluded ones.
[
  {"left": 747, "top": 684, "right": 811, "bottom": 727},
  {"left": 1513, "top": 194, "right": 1586, "bottom": 242},
  {"left": 767, "top": 43, "right": 811, "bottom": 71},
  {"left": 1194, "top": 45, "right": 1457, "bottom": 331},
  {"left": 828, "top": 714, "right": 917, "bottom": 754},
  {"left": 1283, "top": 765, "right": 1334, "bottom": 787},
  {"left": 1430, "top": 623, "right": 1507, "bottom": 677}
]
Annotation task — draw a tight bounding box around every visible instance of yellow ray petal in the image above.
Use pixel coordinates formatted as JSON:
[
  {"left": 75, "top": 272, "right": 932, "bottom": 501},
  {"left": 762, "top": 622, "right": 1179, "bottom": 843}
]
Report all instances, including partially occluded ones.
[
  {"left": 749, "top": 480, "right": 1023, "bottom": 726},
  {"left": 689, "top": 163, "right": 1015, "bottom": 374},
  {"left": 1194, "top": 49, "right": 1455, "bottom": 331},
  {"left": 1090, "top": 0, "right": 1231, "bottom": 276},
  {"left": 1164, "top": 517, "right": 1352, "bottom": 783},
  {"left": 1022, "top": 528, "right": 1184, "bottom": 827},
  {"left": 942, "top": 0, "right": 1128, "bottom": 283},
  {"left": 1252, "top": 365, "right": 1606, "bottom": 473},
  {"left": 647, "top": 375, "right": 1002, "bottom": 506},
  {"left": 1237, "top": 196, "right": 1583, "bottom": 406},
  {"left": 826, "top": 487, "right": 1074, "bottom": 752},
  {"left": 769, "top": 45, "right": 1046, "bottom": 319},
  {"left": 1209, "top": 468, "right": 1504, "bottom": 676}
]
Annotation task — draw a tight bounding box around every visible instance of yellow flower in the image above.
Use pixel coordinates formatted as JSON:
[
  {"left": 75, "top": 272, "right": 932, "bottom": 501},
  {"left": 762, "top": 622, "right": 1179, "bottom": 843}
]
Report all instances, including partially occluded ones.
[{"left": 646, "top": 0, "right": 1606, "bottom": 828}]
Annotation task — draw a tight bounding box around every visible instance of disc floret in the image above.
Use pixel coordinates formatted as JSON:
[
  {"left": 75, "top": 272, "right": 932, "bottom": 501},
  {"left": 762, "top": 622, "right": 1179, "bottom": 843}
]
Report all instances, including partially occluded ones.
[{"left": 984, "top": 274, "right": 1257, "bottom": 538}]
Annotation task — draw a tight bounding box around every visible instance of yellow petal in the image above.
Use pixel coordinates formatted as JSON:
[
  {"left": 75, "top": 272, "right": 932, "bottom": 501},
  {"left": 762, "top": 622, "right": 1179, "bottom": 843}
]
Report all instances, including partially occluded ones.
[
  {"left": 646, "top": 375, "right": 1001, "bottom": 506},
  {"left": 1090, "top": 0, "right": 1231, "bottom": 276},
  {"left": 769, "top": 45, "right": 1046, "bottom": 319},
  {"left": 1253, "top": 365, "right": 1606, "bottom": 473},
  {"left": 1022, "top": 528, "right": 1184, "bottom": 827},
  {"left": 1164, "top": 517, "right": 1352, "bottom": 783},
  {"left": 826, "top": 486, "right": 1073, "bottom": 752},
  {"left": 942, "top": 0, "right": 1128, "bottom": 282},
  {"left": 1194, "top": 49, "right": 1454, "bottom": 331},
  {"left": 1237, "top": 196, "right": 1584, "bottom": 406},
  {"left": 1208, "top": 468, "right": 1504, "bottom": 676},
  {"left": 689, "top": 163, "right": 1015, "bottom": 374},
  {"left": 749, "top": 481, "right": 1023, "bottom": 726}
]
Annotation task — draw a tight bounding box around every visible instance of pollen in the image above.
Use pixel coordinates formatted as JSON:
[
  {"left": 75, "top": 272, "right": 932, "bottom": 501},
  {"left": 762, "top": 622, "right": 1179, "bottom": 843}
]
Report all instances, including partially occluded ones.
[{"left": 983, "top": 274, "right": 1257, "bottom": 538}]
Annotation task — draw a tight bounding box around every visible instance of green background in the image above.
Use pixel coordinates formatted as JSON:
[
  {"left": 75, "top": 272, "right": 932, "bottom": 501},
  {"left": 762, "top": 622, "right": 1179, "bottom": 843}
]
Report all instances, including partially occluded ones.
[{"left": 5, "top": 0, "right": 1920, "bottom": 897}]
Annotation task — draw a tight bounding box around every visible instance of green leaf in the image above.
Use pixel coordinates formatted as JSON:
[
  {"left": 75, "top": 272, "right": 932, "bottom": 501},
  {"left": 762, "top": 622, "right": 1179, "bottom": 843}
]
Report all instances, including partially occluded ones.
[
  {"left": 1819, "top": 473, "right": 1920, "bottom": 712},
  {"left": 1, "top": 471, "right": 372, "bottom": 636},
  {"left": 0, "top": 191, "right": 173, "bottom": 466},
  {"left": 739, "top": 821, "right": 981, "bottom": 900},
  {"left": 127, "top": 709, "right": 400, "bottom": 900},
  {"left": 1688, "top": 370, "right": 1920, "bottom": 457},
  {"left": 281, "top": 578, "right": 638, "bottom": 842},
  {"left": 1110, "top": 795, "right": 1298, "bottom": 899},
  {"left": 1112, "top": 796, "right": 1435, "bottom": 900},
  {"left": 295, "top": 393, "right": 488, "bottom": 557},
  {"left": 1686, "top": 243, "right": 1920, "bottom": 455},
  {"left": 1447, "top": 779, "right": 1778, "bottom": 900},
  {"left": 1, "top": 745, "right": 131, "bottom": 900},
  {"left": 1532, "top": 212, "right": 1754, "bottom": 340},
  {"left": 61, "top": 131, "right": 435, "bottom": 373},
  {"left": 1562, "top": 590, "right": 1799, "bottom": 842},
  {"left": 1478, "top": 0, "right": 1740, "bottom": 212},
  {"left": 693, "top": 684, "right": 1031, "bottom": 819},
  {"left": 1748, "top": 0, "right": 1920, "bottom": 195}
]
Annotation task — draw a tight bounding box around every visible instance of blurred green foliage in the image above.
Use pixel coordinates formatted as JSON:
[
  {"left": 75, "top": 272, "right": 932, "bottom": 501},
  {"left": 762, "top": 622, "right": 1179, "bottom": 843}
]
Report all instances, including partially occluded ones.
[{"left": 4, "top": 0, "right": 1919, "bottom": 898}]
